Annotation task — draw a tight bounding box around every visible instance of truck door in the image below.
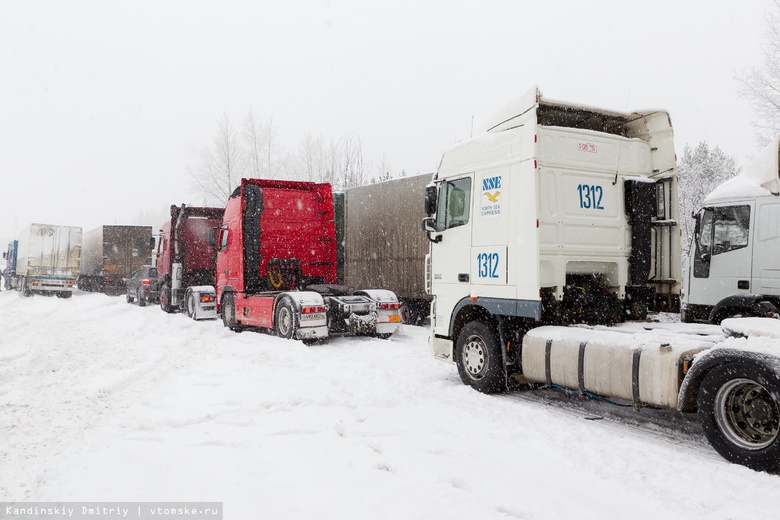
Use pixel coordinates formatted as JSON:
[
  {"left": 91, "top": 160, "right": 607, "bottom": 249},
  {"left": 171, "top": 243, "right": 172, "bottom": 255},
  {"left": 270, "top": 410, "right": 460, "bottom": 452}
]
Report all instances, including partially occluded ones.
[
  {"left": 429, "top": 176, "right": 474, "bottom": 336},
  {"left": 752, "top": 200, "right": 780, "bottom": 296},
  {"left": 688, "top": 204, "right": 753, "bottom": 308}
]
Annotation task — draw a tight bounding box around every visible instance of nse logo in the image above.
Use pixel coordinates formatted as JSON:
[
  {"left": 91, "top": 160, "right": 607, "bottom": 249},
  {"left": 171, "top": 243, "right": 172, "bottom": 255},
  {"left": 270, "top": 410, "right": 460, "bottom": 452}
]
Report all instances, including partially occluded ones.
[{"left": 481, "top": 175, "right": 502, "bottom": 217}]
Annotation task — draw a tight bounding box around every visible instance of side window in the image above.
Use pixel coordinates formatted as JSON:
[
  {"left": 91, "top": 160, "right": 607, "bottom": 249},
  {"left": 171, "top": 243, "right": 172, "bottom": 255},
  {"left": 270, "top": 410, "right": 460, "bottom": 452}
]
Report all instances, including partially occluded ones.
[
  {"left": 219, "top": 227, "right": 230, "bottom": 252},
  {"left": 435, "top": 178, "right": 472, "bottom": 231}
]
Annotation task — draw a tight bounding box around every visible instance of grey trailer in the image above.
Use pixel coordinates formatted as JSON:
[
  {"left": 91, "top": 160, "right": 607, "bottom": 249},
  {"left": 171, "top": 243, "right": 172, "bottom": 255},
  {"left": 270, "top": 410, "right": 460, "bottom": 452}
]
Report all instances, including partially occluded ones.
[
  {"left": 340, "top": 174, "right": 432, "bottom": 324},
  {"left": 78, "top": 225, "right": 153, "bottom": 294}
]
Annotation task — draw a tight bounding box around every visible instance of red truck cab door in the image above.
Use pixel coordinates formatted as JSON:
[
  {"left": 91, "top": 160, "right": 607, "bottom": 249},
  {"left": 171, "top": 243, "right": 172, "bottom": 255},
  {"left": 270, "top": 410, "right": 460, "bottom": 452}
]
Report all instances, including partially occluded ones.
[{"left": 216, "top": 203, "right": 243, "bottom": 295}]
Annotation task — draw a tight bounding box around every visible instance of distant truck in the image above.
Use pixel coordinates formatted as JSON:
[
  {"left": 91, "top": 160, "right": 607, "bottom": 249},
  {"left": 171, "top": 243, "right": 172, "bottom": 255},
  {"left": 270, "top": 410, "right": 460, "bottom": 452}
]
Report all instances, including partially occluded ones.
[
  {"left": 421, "top": 88, "right": 780, "bottom": 471},
  {"left": 682, "top": 136, "right": 780, "bottom": 324},
  {"left": 336, "top": 173, "right": 432, "bottom": 324},
  {"left": 216, "top": 178, "right": 402, "bottom": 342},
  {"left": 155, "top": 204, "right": 223, "bottom": 319},
  {"left": 78, "top": 225, "right": 153, "bottom": 295},
  {"left": 3, "top": 223, "right": 82, "bottom": 297}
]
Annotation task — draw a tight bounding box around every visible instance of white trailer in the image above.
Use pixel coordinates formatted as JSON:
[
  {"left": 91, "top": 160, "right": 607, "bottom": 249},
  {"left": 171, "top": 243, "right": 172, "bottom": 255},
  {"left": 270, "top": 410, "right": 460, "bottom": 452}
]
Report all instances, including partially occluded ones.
[
  {"left": 423, "top": 87, "right": 780, "bottom": 471},
  {"left": 682, "top": 136, "right": 780, "bottom": 324},
  {"left": 3, "top": 223, "right": 82, "bottom": 297}
]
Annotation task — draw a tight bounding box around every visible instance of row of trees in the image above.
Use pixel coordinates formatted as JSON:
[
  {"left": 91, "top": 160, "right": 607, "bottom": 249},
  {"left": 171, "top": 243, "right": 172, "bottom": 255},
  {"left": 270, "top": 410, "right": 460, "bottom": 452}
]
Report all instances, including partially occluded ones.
[{"left": 188, "top": 110, "right": 400, "bottom": 205}]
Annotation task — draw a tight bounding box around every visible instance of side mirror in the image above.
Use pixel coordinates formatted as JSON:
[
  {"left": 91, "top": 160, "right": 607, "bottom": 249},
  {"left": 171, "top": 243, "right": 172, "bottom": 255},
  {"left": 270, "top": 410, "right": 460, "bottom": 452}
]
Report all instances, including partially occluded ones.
[
  {"left": 421, "top": 217, "right": 442, "bottom": 243},
  {"left": 424, "top": 183, "right": 438, "bottom": 216},
  {"left": 208, "top": 228, "right": 217, "bottom": 251},
  {"left": 149, "top": 236, "right": 156, "bottom": 250}
]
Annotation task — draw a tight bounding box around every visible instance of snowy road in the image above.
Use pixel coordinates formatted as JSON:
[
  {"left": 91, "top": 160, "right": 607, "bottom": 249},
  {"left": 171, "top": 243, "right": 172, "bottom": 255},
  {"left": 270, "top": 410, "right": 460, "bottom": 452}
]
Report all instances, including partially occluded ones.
[{"left": 2, "top": 290, "right": 779, "bottom": 519}]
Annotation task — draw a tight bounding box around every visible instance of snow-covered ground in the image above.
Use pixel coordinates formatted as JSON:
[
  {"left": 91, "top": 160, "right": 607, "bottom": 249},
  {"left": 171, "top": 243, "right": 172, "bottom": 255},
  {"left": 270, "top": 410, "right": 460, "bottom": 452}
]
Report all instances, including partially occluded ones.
[{"left": 2, "top": 290, "right": 780, "bottom": 519}]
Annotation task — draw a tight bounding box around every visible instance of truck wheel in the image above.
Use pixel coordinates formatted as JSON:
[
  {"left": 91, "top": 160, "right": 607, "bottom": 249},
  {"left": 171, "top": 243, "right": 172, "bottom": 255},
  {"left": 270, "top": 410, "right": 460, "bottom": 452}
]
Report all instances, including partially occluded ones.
[
  {"left": 138, "top": 289, "right": 146, "bottom": 307},
  {"left": 159, "top": 284, "right": 174, "bottom": 313},
  {"left": 222, "top": 293, "right": 242, "bottom": 332},
  {"left": 455, "top": 321, "right": 507, "bottom": 394},
  {"left": 186, "top": 290, "right": 197, "bottom": 319},
  {"left": 275, "top": 299, "right": 297, "bottom": 340},
  {"left": 22, "top": 280, "right": 31, "bottom": 297},
  {"left": 698, "top": 361, "right": 780, "bottom": 471}
]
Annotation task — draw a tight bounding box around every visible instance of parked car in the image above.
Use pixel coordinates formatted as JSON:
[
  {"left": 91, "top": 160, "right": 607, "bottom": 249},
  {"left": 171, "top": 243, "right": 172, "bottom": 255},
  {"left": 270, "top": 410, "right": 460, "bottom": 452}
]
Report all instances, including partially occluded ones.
[{"left": 125, "top": 266, "right": 158, "bottom": 307}]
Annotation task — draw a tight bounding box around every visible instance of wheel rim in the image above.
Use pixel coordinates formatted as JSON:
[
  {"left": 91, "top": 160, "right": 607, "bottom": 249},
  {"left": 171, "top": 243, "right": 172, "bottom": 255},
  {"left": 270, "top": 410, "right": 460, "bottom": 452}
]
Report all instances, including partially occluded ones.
[
  {"left": 278, "top": 307, "right": 292, "bottom": 336},
  {"left": 714, "top": 378, "right": 780, "bottom": 450},
  {"left": 463, "top": 335, "right": 488, "bottom": 380}
]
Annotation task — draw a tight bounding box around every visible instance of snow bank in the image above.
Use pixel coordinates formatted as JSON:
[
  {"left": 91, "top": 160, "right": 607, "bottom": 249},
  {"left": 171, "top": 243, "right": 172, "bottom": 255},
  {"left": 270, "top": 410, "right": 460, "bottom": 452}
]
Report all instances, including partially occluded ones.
[{"left": 2, "top": 291, "right": 780, "bottom": 519}]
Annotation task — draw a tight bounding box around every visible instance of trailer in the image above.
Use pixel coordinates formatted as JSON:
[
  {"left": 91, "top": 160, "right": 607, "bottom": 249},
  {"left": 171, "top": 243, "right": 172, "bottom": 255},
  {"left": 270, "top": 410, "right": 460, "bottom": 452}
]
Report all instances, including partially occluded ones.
[
  {"left": 216, "top": 178, "right": 402, "bottom": 342},
  {"left": 423, "top": 87, "right": 780, "bottom": 471},
  {"left": 2, "top": 224, "right": 82, "bottom": 297},
  {"left": 682, "top": 136, "right": 780, "bottom": 324},
  {"left": 336, "top": 173, "right": 432, "bottom": 325},
  {"left": 78, "top": 225, "right": 153, "bottom": 295},
  {"left": 155, "top": 205, "right": 223, "bottom": 320}
]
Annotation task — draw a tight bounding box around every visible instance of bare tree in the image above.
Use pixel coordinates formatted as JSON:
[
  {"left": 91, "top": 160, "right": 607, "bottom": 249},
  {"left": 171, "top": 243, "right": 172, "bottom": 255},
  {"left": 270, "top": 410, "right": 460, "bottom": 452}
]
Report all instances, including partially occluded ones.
[
  {"left": 677, "top": 142, "right": 739, "bottom": 257},
  {"left": 738, "top": 0, "right": 780, "bottom": 145},
  {"left": 337, "top": 134, "right": 370, "bottom": 189},
  {"left": 373, "top": 152, "right": 392, "bottom": 184},
  {"left": 188, "top": 114, "right": 245, "bottom": 205},
  {"left": 242, "top": 108, "right": 265, "bottom": 179}
]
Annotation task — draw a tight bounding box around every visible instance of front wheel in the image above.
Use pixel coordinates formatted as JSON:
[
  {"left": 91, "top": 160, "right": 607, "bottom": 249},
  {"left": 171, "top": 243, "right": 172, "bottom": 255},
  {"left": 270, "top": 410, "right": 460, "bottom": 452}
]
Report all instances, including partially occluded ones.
[
  {"left": 159, "top": 283, "right": 174, "bottom": 313},
  {"left": 454, "top": 321, "right": 506, "bottom": 394},
  {"left": 275, "top": 298, "right": 297, "bottom": 340},
  {"left": 698, "top": 361, "right": 780, "bottom": 471},
  {"left": 221, "top": 292, "right": 242, "bottom": 332}
]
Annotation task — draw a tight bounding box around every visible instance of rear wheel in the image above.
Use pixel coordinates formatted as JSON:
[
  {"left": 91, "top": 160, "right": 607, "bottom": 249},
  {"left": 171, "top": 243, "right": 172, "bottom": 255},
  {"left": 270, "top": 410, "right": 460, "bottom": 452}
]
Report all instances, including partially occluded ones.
[
  {"left": 455, "top": 321, "right": 506, "bottom": 394},
  {"left": 275, "top": 298, "right": 297, "bottom": 340},
  {"left": 698, "top": 361, "right": 780, "bottom": 471},
  {"left": 138, "top": 289, "right": 146, "bottom": 307}
]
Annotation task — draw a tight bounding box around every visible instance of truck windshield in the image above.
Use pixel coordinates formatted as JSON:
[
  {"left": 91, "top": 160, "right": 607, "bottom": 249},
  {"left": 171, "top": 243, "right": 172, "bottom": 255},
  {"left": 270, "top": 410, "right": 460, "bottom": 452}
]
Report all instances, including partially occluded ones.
[{"left": 697, "top": 205, "right": 751, "bottom": 257}]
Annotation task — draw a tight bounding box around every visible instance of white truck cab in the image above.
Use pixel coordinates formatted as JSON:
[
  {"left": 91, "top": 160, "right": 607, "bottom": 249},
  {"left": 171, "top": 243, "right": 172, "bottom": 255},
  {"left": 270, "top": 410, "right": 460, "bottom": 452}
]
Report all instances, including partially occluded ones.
[
  {"left": 683, "top": 136, "right": 780, "bottom": 324},
  {"left": 423, "top": 87, "right": 680, "bottom": 383}
]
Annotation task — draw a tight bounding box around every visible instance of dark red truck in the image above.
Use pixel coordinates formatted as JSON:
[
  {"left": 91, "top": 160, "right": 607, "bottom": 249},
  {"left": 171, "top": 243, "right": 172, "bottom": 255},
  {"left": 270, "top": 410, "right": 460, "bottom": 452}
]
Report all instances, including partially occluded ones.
[
  {"left": 155, "top": 205, "right": 224, "bottom": 319},
  {"left": 215, "top": 178, "right": 402, "bottom": 342}
]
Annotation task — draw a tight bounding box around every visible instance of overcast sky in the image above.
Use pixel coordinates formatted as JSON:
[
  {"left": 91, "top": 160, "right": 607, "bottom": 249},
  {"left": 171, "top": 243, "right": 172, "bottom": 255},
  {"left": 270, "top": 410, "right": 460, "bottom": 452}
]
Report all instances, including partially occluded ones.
[{"left": 0, "top": 0, "right": 773, "bottom": 248}]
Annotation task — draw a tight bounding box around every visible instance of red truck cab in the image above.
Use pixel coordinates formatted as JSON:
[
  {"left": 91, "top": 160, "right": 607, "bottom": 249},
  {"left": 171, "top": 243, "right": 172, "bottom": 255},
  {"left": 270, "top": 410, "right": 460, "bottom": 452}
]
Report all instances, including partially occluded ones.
[
  {"left": 156, "top": 205, "right": 224, "bottom": 318},
  {"left": 216, "top": 179, "right": 401, "bottom": 342}
]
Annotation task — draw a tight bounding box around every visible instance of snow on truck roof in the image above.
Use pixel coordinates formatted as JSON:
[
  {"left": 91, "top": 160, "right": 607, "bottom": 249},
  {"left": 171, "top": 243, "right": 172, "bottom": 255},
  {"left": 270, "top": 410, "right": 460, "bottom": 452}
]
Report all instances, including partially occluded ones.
[{"left": 703, "top": 135, "right": 780, "bottom": 204}]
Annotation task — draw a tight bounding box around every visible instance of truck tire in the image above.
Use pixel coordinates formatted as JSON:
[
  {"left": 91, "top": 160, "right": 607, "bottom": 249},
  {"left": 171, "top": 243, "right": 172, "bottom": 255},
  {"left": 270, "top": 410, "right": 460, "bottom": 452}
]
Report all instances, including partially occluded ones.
[
  {"left": 275, "top": 298, "right": 297, "bottom": 340},
  {"left": 697, "top": 361, "right": 780, "bottom": 471},
  {"left": 221, "top": 293, "right": 242, "bottom": 332},
  {"left": 455, "top": 321, "right": 507, "bottom": 394},
  {"left": 138, "top": 289, "right": 146, "bottom": 307},
  {"left": 22, "top": 279, "right": 31, "bottom": 297},
  {"left": 159, "top": 284, "right": 174, "bottom": 313}
]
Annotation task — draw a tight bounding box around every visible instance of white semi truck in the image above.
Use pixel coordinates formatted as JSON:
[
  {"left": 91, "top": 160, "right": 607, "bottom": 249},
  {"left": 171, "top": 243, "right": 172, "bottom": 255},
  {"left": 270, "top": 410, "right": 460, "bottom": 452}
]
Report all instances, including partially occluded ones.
[
  {"left": 3, "top": 223, "right": 82, "bottom": 297},
  {"left": 682, "top": 136, "right": 780, "bottom": 324},
  {"left": 423, "top": 87, "right": 780, "bottom": 471}
]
